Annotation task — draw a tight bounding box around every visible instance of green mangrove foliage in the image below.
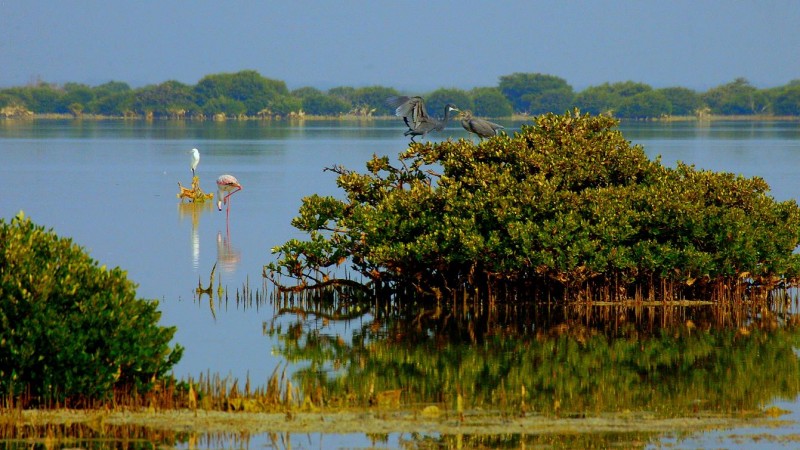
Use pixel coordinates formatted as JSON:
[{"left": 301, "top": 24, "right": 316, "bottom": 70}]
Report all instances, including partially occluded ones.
[
  {"left": 0, "top": 213, "right": 183, "bottom": 405},
  {"left": 266, "top": 110, "right": 800, "bottom": 302}
]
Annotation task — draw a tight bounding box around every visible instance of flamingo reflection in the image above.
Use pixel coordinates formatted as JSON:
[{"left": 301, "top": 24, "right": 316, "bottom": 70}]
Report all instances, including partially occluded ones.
[{"left": 217, "top": 230, "right": 241, "bottom": 273}]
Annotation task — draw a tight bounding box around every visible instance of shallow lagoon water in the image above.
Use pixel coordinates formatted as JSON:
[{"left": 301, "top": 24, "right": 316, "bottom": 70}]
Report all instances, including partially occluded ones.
[
  {"left": 0, "top": 119, "right": 413, "bottom": 383},
  {"left": 2, "top": 118, "right": 800, "bottom": 448}
]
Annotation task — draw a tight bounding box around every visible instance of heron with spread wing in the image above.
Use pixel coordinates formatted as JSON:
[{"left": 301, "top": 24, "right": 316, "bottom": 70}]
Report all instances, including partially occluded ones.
[{"left": 387, "top": 96, "right": 459, "bottom": 142}]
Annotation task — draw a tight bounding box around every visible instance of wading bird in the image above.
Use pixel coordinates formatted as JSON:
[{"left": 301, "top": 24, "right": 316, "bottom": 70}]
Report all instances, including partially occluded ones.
[
  {"left": 216, "top": 174, "right": 242, "bottom": 217},
  {"left": 386, "top": 96, "right": 459, "bottom": 142},
  {"left": 190, "top": 148, "right": 200, "bottom": 176},
  {"left": 459, "top": 111, "right": 505, "bottom": 141}
]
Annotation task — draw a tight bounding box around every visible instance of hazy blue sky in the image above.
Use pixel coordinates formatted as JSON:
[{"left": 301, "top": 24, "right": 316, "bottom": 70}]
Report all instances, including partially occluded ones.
[{"left": 1, "top": 1, "right": 798, "bottom": 92}]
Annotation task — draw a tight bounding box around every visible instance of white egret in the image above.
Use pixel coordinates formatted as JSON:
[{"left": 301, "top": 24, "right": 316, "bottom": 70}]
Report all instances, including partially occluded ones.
[{"left": 190, "top": 148, "right": 200, "bottom": 176}]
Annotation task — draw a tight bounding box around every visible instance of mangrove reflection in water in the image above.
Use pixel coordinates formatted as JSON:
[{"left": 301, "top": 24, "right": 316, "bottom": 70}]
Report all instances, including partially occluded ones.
[
  {"left": 0, "top": 421, "right": 664, "bottom": 449},
  {"left": 0, "top": 421, "right": 261, "bottom": 450},
  {"left": 261, "top": 287, "right": 800, "bottom": 418}
]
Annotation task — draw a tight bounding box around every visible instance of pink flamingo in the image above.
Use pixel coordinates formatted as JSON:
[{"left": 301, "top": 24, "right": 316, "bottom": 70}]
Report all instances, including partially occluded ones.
[{"left": 216, "top": 174, "right": 242, "bottom": 217}]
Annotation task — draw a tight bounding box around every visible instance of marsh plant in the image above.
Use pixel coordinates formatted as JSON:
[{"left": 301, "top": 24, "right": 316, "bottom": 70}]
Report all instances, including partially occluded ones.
[
  {"left": 266, "top": 110, "right": 800, "bottom": 304},
  {"left": 0, "top": 213, "right": 183, "bottom": 406}
]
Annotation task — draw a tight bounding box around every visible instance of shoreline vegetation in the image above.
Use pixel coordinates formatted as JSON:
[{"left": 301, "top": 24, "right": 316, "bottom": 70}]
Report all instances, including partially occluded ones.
[
  {"left": 1, "top": 112, "right": 800, "bottom": 122},
  {"left": 1, "top": 71, "right": 799, "bottom": 121}
]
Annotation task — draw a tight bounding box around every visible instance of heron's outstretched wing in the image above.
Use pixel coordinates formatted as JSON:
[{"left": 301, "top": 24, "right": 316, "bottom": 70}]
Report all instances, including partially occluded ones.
[{"left": 387, "top": 96, "right": 429, "bottom": 130}]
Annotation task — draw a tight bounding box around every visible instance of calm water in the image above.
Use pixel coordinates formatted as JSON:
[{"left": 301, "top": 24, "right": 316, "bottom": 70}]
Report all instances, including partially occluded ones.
[
  {"left": 0, "top": 119, "right": 414, "bottom": 382},
  {"left": 2, "top": 118, "right": 800, "bottom": 448}
]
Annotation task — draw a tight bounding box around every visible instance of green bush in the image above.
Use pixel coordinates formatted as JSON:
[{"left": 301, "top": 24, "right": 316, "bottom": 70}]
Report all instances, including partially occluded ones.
[
  {"left": 0, "top": 213, "right": 182, "bottom": 405},
  {"left": 266, "top": 110, "right": 800, "bottom": 302}
]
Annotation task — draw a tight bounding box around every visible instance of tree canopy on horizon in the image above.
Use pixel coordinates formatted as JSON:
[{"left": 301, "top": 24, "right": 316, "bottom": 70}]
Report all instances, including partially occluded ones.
[{"left": 1, "top": 70, "right": 799, "bottom": 119}]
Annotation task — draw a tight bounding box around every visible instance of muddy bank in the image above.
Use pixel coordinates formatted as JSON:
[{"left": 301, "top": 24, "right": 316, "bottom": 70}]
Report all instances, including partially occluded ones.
[{"left": 3, "top": 407, "right": 791, "bottom": 436}]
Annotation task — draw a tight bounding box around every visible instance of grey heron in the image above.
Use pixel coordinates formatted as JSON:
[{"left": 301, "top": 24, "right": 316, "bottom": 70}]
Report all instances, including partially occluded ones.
[
  {"left": 386, "top": 96, "right": 459, "bottom": 142},
  {"left": 459, "top": 111, "right": 504, "bottom": 141}
]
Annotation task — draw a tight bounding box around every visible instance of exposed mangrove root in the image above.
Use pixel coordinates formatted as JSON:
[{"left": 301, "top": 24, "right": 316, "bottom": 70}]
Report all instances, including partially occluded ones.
[{"left": 196, "top": 263, "right": 218, "bottom": 320}]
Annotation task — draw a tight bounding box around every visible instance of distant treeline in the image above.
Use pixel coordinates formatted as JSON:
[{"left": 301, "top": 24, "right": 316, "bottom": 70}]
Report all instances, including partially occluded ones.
[{"left": 1, "top": 70, "right": 799, "bottom": 119}]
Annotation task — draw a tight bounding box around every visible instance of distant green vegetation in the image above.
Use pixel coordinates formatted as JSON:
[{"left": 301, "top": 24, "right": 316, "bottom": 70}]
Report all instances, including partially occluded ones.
[
  {"left": 265, "top": 110, "right": 800, "bottom": 302},
  {"left": 0, "top": 213, "right": 182, "bottom": 406},
  {"left": 1, "top": 70, "right": 799, "bottom": 119}
]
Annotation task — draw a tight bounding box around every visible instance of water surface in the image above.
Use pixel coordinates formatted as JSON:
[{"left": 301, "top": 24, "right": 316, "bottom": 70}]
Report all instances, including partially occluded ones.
[{"left": 2, "top": 118, "right": 800, "bottom": 448}]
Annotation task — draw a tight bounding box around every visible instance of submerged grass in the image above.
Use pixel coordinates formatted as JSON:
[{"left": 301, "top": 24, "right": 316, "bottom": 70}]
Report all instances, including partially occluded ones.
[{"left": 0, "top": 407, "right": 786, "bottom": 438}]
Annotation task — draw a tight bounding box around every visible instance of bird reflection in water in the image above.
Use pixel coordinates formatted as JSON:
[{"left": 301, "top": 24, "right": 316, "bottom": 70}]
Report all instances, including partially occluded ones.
[
  {"left": 215, "top": 174, "right": 242, "bottom": 273},
  {"left": 216, "top": 229, "right": 241, "bottom": 273},
  {"left": 177, "top": 201, "right": 214, "bottom": 270}
]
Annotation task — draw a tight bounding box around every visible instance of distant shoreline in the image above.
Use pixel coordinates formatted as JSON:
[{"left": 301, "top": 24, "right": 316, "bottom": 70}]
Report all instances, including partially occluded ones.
[{"left": 1, "top": 113, "right": 799, "bottom": 122}]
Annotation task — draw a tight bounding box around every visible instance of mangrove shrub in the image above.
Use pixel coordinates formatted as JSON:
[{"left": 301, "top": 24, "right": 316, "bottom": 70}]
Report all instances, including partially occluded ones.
[
  {"left": 0, "top": 213, "right": 183, "bottom": 405},
  {"left": 266, "top": 110, "right": 800, "bottom": 302}
]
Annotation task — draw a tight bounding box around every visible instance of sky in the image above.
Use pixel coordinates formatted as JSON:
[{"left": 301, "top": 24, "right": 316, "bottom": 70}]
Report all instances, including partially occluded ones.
[{"left": 1, "top": 1, "right": 798, "bottom": 93}]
